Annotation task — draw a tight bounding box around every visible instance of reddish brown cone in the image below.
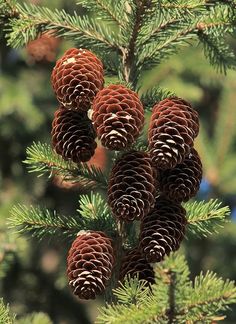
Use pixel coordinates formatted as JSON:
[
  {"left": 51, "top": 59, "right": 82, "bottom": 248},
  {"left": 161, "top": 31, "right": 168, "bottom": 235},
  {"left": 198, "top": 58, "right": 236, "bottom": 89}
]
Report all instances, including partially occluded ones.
[
  {"left": 108, "top": 151, "right": 157, "bottom": 222},
  {"left": 158, "top": 147, "right": 202, "bottom": 202},
  {"left": 92, "top": 85, "right": 144, "bottom": 150},
  {"left": 119, "top": 248, "right": 155, "bottom": 285},
  {"left": 139, "top": 197, "right": 187, "bottom": 263},
  {"left": 51, "top": 48, "right": 104, "bottom": 111},
  {"left": 67, "top": 231, "right": 114, "bottom": 300},
  {"left": 51, "top": 108, "right": 97, "bottom": 163},
  {"left": 26, "top": 32, "right": 60, "bottom": 62},
  {"left": 148, "top": 97, "right": 199, "bottom": 169}
]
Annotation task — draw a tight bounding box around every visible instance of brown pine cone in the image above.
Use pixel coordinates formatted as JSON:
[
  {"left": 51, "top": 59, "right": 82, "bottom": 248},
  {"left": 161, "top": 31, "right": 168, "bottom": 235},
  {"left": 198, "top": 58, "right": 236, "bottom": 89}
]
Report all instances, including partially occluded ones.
[
  {"left": 67, "top": 231, "right": 114, "bottom": 300},
  {"left": 119, "top": 248, "right": 155, "bottom": 285},
  {"left": 26, "top": 32, "right": 60, "bottom": 62},
  {"left": 51, "top": 48, "right": 104, "bottom": 111},
  {"left": 51, "top": 108, "right": 97, "bottom": 163},
  {"left": 148, "top": 97, "right": 199, "bottom": 169},
  {"left": 139, "top": 197, "right": 187, "bottom": 263},
  {"left": 108, "top": 151, "right": 157, "bottom": 222},
  {"left": 92, "top": 85, "right": 144, "bottom": 150},
  {"left": 158, "top": 147, "right": 202, "bottom": 202}
]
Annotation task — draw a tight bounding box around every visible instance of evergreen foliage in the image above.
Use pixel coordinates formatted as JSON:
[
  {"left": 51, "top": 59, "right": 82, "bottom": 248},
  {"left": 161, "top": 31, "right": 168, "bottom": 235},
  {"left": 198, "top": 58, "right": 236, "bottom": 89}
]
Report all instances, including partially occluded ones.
[
  {"left": 10, "top": 193, "right": 116, "bottom": 240},
  {"left": 24, "top": 142, "right": 108, "bottom": 189},
  {"left": 185, "top": 199, "right": 230, "bottom": 237},
  {"left": 0, "top": 0, "right": 236, "bottom": 322},
  {"left": 97, "top": 253, "right": 236, "bottom": 324},
  {"left": 0, "top": 299, "right": 14, "bottom": 324}
]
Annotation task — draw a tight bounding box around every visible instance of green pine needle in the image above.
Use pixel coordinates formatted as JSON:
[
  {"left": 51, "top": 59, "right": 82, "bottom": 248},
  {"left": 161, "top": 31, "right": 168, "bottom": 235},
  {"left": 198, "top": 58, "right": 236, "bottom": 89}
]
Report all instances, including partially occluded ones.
[
  {"left": 0, "top": 299, "right": 15, "bottom": 324},
  {"left": 24, "top": 142, "right": 108, "bottom": 190},
  {"left": 9, "top": 205, "right": 83, "bottom": 240},
  {"left": 77, "top": 192, "right": 117, "bottom": 236},
  {"left": 185, "top": 199, "right": 230, "bottom": 237}
]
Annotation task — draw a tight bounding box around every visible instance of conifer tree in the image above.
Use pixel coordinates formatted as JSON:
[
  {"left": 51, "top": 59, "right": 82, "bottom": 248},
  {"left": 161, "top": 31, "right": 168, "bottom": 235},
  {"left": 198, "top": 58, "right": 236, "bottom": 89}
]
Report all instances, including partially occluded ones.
[{"left": 0, "top": 0, "right": 236, "bottom": 323}]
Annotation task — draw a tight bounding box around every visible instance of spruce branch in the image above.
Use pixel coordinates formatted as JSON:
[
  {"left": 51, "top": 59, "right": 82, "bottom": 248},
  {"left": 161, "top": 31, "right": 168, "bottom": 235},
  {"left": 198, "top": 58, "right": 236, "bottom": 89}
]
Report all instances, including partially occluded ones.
[
  {"left": 177, "top": 271, "right": 236, "bottom": 322},
  {"left": 77, "top": 192, "right": 117, "bottom": 236},
  {"left": 24, "top": 142, "right": 108, "bottom": 190},
  {"left": 9, "top": 205, "right": 83, "bottom": 240},
  {"left": 76, "top": 0, "right": 127, "bottom": 28},
  {"left": 185, "top": 199, "right": 230, "bottom": 237},
  {"left": 140, "top": 86, "right": 175, "bottom": 110},
  {"left": 112, "top": 277, "right": 150, "bottom": 306},
  {"left": 137, "top": 4, "right": 236, "bottom": 71},
  {"left": 2, "top": 1, "right": 121, "bottom": 52},
  {"left": 9, "top": 194, "right": 115, "bottom": 241},
  {"left": 121, "top": 0, "right": 151, "bottom": 86},
  {"left": 0, "top": 299, "right": 15, "bottom": 324},
  {"left": 97, "top": 253, "right": 236, "bottom": 323}
]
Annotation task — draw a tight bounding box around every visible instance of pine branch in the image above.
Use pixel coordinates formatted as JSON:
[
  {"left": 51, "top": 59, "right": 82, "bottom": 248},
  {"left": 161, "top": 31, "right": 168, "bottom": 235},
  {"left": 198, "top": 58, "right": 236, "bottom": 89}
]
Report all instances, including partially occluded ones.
[
  {"left": 113, "top": 277, "right": 151, "bottom": 306},
  {"left": 76, "top": 0, "right": 127, "bottom": 28},
  {"left": 198, "top": 29, "right": 236, "bottom": 73},
  {"left": 97, "top": 253, "right": 236, "bottom": 323},
  {"left": 137, "top": 4, "right": 236, "bottom": 71},
  {"left": 121, "top": 0, "right": 152, "bottom": 86},
  {"left": 77, "top": 192, "right": 117, "bottom": 236},
  {"left": 185, "top": 199, "right": 230, "bottom": 237},
  {"left": 9, "top": 194, "right": 116, "bottom": 240},
  {"left": 157, "top": 0, "right": 235, "bottom": 12},
  {"left": 2, "top": 1, "right": 121, "bottom": 52},
  {"left": 0, "top": 299, "right": 15, "bottom": 324},
  {"left": 9, "top": 205, "right": 83, "bottom": 240},
  {"left": 177, "top": 271, "right": 236, "bottom": 322},
  {"left": 24, "top": 142, "right": 108, "bottom": 190},
  {"left": 140, "top": 86, "right": 175, "bottom": 110}
]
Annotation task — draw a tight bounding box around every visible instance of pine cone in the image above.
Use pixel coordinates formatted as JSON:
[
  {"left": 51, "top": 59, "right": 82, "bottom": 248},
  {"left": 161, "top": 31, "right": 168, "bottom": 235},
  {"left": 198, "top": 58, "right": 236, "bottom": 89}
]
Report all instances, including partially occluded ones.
[
  {"left": 158, "top": 147, "right": 202, "bottom": 202},
  {"left": 139, "top": 197, "right": 187, "bottom": 263},
  {"left": 51, "top": 48, "right": 104, "bottom": 111},
  {"left": 26, "top": 32, "right": 60, "bottom": 62},
  {"left": 51, "top": 108, "right": 97, "bottom": 163},
  {"left": 92, "top": 85, "right": 144, "bottom": 150},
  {"left": 148, "top": 97, "right": 199, "bottom": 169},
  {"left": 108, "top": 151, "right": 157, "bottom": 222},
  {"left": 119, "top": 248, "right": 155, "bottom": 285},
  {"left": 67, "top": 231, "right": 114, "bottom": 300}
]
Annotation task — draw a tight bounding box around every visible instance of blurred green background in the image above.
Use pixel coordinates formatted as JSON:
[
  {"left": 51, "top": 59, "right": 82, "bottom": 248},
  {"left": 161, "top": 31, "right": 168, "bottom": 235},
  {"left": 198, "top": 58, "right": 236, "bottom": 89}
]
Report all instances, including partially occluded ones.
[{"left": 0, "top": 0, "right": 236, "bottom": 323}]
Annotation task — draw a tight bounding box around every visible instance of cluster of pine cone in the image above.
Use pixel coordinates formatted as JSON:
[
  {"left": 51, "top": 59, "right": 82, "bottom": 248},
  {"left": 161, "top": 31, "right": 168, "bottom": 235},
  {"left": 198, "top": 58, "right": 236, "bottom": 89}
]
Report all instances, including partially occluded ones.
[{"left": 50, "top": 48, "right": 202, "bottom": 300}]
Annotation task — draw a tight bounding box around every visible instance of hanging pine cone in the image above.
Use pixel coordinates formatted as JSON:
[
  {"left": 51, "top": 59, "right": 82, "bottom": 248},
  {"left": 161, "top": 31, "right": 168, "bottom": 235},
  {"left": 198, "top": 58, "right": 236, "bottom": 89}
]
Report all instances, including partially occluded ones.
[
  {"left": 119, "top": 248, "right": 155, "bottom": 285},
  {"left": 139, "top": 197, "right": 187, "bottom": 263},
  {"left": 67, "top": 231, "right": 114, "bottom": 300},
  {"left": 148, "top": 97, "right": 199, "bottom": 169},
  {"left": 108, "top": 151, "right": 157, "bottom": 222},
  {"left": 51, "top": 48, "right": 104, "bottom": 111},
  {"left": 51, "top": 107, "right": 97, "bottom": 163},
  {"left": 92, "top": 85, "right": 144, "bottom": 150},
  {"left": 26, "top": 32, "right": 60, "bottom": 62},
  {"left": 158, "top": 147, "right": 202, "bottom": 202}
]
